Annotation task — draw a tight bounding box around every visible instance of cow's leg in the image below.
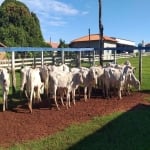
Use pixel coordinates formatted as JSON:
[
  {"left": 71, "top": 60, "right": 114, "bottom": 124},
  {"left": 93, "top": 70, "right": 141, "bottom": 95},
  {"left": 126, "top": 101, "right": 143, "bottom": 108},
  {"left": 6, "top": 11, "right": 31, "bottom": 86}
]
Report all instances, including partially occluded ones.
[
  {"left": 105, "top": 88, "right": 109, "bottom": 99},
  {"left": 54, "top": 87, "right": 60, "bottom": 110},
  {"left": 104, "top": 83, "right": 109, "bottom": 99},
  {"left": 5, "top": 92, "right": 8, "bottom": 110},
  {"left": 3, "top": 92, "right": 6, "bottom": 112},
  {"left": 54, "top": 96, "right": 60, "bottom": 110},
  {"left": 60, "top": 89, "right": 65, "bottom": 106},
  {"left": 28, "top": 89, "right": 34, "bottom": 113},
  {"left": 107, "top": 84, "right": 112, "bottom": 99},
  {"left": 45, "top": 81, "right": 49, "bottom": 98},
  {"left": 60, "top": 91, "right": 65, "bottom": 106},
  {"left": 25, "top": 90, "right": 29, "bottom": 100},
  {"left": 28, "top": 98, "right": 32, "bottom": 113},
  {"left": 84, "top": 87, "right": 87, "bottom": 101},
  {"left": 37, "top": 87, "right": 42, "bottom": 102},
  {"left": 72, "top": 89, "right": 76, "bottom": 105},
  {"left": 102, "top": 82, "right": 106, "bottom": 98},
  {"left": 60, "top": 96, "right": 65, "bottom": 106},
  {"left": 33, "top": 91, "right": 36, "bottom": 103},
  {"left": 68, "top": 93, "right": 71, "bottom": 108},
  {"left": 118, "top": 89, "right": 122, "bottom": 100},
  {"left": 66, "top": 92, "right": 70, "bottom": 109},
  {"left": 88, "top": 86, "right": 92, "bottom": 99},
  {"left": 78, "top": 86, "right": 81, "bottom": 100}
]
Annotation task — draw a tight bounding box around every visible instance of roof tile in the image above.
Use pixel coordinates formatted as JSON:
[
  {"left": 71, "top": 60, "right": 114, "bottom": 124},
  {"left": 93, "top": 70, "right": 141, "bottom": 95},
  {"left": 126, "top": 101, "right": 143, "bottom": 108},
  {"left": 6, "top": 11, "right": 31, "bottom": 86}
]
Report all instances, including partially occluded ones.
[{"left": 71, "top": 34, "right": 116, "bottom": 43}]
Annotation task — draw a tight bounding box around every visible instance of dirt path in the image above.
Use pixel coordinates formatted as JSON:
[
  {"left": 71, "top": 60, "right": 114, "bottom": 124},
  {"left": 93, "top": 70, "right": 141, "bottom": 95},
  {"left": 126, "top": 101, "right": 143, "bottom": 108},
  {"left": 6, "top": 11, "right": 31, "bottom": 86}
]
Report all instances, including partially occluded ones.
[{"left": 0, "top": 91, "right": 149, "bottom": 147}]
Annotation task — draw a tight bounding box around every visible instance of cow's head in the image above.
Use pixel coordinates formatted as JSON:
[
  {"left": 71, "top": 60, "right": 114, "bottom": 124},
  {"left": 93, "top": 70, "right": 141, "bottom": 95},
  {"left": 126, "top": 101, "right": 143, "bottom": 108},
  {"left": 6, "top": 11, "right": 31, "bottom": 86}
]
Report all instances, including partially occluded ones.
[
  {"left": 89, "top": 68, "right": 98, "bottom": 85},
  {"left": 73, "top": 72, "right": 83, "bottom": 85}
]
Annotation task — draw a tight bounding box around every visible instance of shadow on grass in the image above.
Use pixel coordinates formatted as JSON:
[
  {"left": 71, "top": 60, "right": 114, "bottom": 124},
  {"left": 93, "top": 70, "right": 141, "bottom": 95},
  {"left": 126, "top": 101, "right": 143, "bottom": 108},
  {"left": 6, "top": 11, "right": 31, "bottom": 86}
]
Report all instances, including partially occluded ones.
[
  {"left": 67, "top": 103, "right": 150, "bottom": 150},
  {"left": 140, "top": 89, "right": 150, "bottom": 94}
]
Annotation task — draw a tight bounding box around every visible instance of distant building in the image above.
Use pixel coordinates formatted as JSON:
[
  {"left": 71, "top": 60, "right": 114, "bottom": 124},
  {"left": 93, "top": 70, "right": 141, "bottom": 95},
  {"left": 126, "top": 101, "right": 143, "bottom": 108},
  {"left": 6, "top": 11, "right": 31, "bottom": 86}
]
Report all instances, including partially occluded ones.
[
  {"left": 69, "top": 34, "right": 117, "bottom": 60},
  {"left": 46, "top": 42, "right": 59, "bottom": 48},
  {"left": 70, "top": 34, "right": 137, "bottom": 53},
  {"left": 111, "top": 37, "right": 137, "bottom": 53},
  {"left": 145, "top": 43, "right": 150, "bottom": 52},
  {"left": 70, "top": 34, "right": 116, "bottom": 49}
]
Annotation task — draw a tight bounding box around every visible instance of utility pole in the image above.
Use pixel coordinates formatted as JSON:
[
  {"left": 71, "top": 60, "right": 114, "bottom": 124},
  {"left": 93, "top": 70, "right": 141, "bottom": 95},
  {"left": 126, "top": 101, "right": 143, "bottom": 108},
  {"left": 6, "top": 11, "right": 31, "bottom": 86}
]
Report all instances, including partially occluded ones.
[
  {"left": 88, "top": 28, "right": 91, "bottom": 48},
  {"left": 88, "top": 28, "right": 92, "bottom": 65},
  {"left": 138, "top": 40, "right": 144, "bottom": 84},
  {"left": 98, "top": 0, "right": 104, "bottom": 66}
]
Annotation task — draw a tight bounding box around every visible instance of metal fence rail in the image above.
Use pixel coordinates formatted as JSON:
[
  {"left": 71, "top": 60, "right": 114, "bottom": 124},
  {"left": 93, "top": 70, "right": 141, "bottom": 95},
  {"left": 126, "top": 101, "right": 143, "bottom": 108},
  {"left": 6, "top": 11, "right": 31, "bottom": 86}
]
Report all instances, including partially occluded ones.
[{"left": 0, "top": 52, "right": 145, "bottom": 70}]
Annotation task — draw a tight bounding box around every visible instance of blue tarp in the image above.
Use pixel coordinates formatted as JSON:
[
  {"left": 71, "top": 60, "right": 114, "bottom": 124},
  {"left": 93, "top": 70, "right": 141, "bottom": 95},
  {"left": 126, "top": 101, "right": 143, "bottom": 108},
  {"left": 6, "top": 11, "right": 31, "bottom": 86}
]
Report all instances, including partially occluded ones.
[
  {"left": 0, "top": 47, "right": 94, "bottom": 52},
  {"left": 0, "top": 46, "right": 149, "bottom": 52}
]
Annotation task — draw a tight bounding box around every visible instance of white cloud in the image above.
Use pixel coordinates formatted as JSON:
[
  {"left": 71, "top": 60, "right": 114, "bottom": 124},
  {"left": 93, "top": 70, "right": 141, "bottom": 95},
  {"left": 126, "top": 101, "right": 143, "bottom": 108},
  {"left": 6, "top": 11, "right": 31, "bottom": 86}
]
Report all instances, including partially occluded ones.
[
  {"left": 18, "top": 0, "right": 81, "bottom": 27},
  {"left": 20, "top": 0, "right": 79, "bottom": 16},
  {"left": 81, "top": 11, "right": 89, "bottom": 15},
  {"left": 48, "top": 0, "right": 79, "bottom": 15},
  {"left": 49, "top": 20, "right": 67, "bottom": 26},
  {"left": 46, "top": 16, "right": 67, "bottom": 26}
]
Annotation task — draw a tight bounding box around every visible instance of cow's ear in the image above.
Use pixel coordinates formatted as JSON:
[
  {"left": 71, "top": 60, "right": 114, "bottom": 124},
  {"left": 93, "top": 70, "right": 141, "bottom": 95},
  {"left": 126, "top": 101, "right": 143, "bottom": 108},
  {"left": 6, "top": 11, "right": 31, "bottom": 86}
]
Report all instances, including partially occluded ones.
[
  {"left": 132, "top": 67, "right": 136, "bottom": 73},
  {"left": 21, "top": 64, "right": 25, "bottom": 69},
  {"left": 133, "top": 67, "right": 136, "bottom": 70}
]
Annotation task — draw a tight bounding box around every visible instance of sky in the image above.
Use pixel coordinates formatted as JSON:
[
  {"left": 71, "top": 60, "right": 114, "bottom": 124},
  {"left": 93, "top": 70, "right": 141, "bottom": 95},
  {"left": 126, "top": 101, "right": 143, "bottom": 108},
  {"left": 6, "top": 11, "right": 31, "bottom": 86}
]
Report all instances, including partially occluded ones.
[{"left": 0, "top": 0, "right": 150, "bottom": 45}]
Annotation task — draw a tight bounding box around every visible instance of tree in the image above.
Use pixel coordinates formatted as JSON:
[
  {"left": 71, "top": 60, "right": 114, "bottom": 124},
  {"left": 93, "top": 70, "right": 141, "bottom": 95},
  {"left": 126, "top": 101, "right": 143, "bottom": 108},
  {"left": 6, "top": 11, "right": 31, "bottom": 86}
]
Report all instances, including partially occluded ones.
[
  {"left": 58, "top": 39, "right": 68, "bottom": 48},
  {"left": 0, "top": 0, "right": 46, "bottom": 47}
]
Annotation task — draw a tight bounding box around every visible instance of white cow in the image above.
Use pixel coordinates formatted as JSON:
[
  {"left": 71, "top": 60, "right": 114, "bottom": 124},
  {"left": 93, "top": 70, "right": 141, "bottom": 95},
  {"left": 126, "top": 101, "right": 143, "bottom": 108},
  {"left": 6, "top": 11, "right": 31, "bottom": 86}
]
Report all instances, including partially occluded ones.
[
  {"left": 39, "top": 65, "right": 49, "bottom": 97},
  {"left": 68, "top": 71, "right": 83, "bottom": 106},
  {"left": 90, "top": 66, "right": 104, "bottom": 88},
  {"left": 79, "top": 66, "right": 99, "bottom": 101},
  {"left": 123, "top": 66, "right": 140, "bottom": 95},
  {"left": 25, "top": 68, "right": 44, "bottom": 113},
  {"left": 103, "top": 62, "right": 140, "bottom": 99},
  {"left": 103, "top": 67, "right": 125, "bottom": 99},
  {"left": 71, "top": 66, "right": 103, "bottom": 101},
  {"left": 20, "top": 66, "right": 30, "bottom": 98},
  {"left": 0, "top": 68, "right": 10, "bottom": 111},
  {"left": 49, "top": 70, "right": 83, "bottom": 110},
  {"left": 48, "top": 64, "right": 70, "bottom": 72}
]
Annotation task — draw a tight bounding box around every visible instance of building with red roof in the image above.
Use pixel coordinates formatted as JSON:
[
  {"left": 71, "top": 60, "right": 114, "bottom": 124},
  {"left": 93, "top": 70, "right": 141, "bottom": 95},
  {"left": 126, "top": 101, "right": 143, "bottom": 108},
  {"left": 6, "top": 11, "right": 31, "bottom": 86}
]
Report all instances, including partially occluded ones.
[{"left": 46, "top": 42, "right": 59, "bottom": 48}]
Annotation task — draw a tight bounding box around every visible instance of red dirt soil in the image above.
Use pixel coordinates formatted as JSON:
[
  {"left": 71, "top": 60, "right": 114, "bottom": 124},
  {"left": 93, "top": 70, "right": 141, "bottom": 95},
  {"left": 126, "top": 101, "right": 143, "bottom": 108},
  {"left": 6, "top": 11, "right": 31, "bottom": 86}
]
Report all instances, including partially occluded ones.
[{"left": 0, "top": 91, "right": 150, "bottom": 147}]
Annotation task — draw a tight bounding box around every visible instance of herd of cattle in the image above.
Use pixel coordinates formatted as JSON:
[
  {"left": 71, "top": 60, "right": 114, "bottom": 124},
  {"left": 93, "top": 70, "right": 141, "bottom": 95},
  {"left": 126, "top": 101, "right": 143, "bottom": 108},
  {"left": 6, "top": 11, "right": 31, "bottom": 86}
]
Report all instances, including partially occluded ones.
[{"left": 0, "top": 60, "right": 140, "bottom": 113}]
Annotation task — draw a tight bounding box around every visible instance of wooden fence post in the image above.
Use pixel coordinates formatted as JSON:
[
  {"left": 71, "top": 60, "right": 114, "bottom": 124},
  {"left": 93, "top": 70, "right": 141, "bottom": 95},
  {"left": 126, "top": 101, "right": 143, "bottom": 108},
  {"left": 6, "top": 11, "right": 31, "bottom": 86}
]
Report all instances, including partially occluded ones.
[
  {"left": 11, "top": 51, "right": 16, "bottom": 94},
  {"left": 33, "top": 52, "right": 36, "bottom": 68},
  {"left": 138, "top": 41, "right": 143, "bottom": 84},
  {"left": 76, "top": 51, "right": 81, "bottom": 67},
  {"left": 114, "top": 49, "right": 116, "bottom": 64},
  {"left": 52, "top": 51, "right": 56, "bottom": 65},
  {"left": 93, "top": 50, "right": 95, "bottom": 66},
  {"left": 41, "top": 51, "right": 44, "bottom": 67},
  {"left": 88, "top": 51, "right": 91, "bottom": 66},
  {"left": 61, "top": 50, "right": 64, "bottom": 64}
]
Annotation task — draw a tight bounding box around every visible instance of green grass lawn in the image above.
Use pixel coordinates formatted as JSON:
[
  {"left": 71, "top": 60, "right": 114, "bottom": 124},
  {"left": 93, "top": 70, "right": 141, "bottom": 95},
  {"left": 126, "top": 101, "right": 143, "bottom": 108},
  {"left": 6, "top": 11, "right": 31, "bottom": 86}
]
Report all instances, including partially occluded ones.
[{"left": 0, "top": 55, "right": 150, "bottom": 150}]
